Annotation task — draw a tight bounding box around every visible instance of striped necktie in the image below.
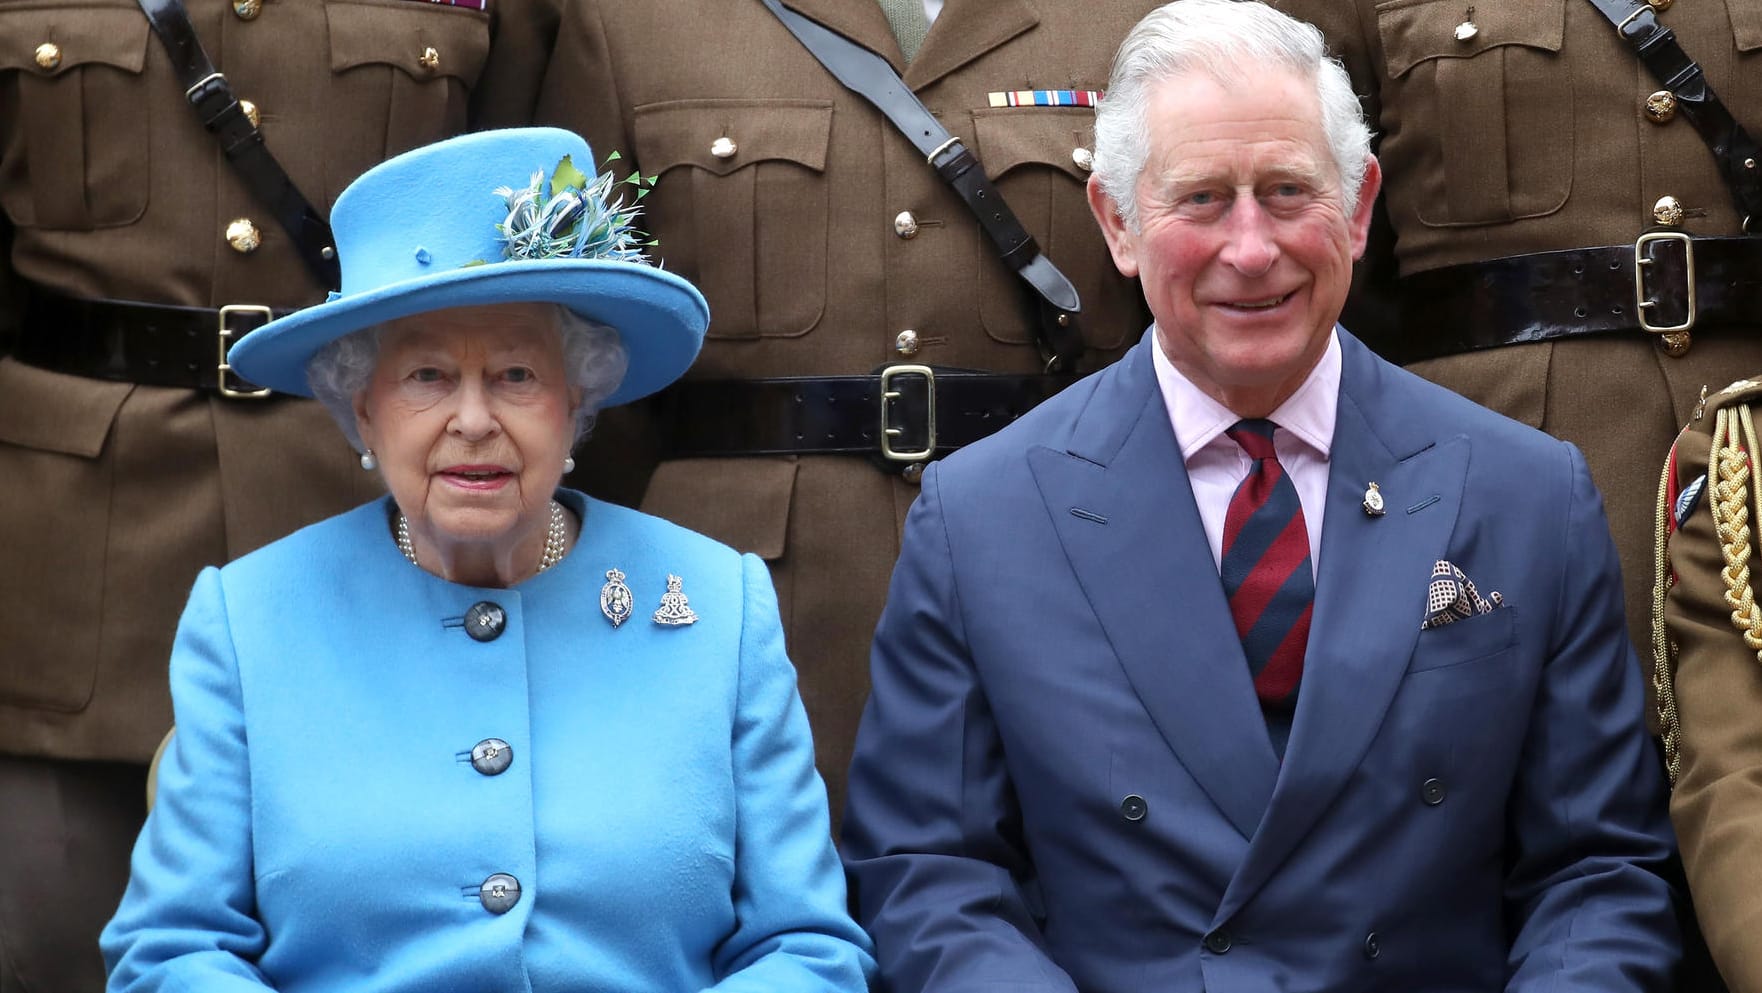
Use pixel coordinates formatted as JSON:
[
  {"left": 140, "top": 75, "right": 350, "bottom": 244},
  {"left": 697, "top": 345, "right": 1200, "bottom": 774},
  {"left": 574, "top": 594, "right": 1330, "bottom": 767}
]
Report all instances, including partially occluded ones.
[
  {"left": 1220, "top": 418, "right": 1313, "bottom": 754},
  {"left": 877, "top": 0, "right": 930, "bottom": 62}
]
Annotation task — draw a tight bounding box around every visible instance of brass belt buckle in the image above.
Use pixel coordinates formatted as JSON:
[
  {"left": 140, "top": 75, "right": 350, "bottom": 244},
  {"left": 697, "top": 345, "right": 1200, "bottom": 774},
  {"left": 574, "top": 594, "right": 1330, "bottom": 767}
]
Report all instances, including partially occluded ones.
[
  {"left": 1634, "top": 231, "right": 1696, "bottom": 336},
  {"left": 216, "top": 304, "right": 274, "bottom": 398},
  {"left": 880, "top": 364, "right": 936, "bottom": 462}
]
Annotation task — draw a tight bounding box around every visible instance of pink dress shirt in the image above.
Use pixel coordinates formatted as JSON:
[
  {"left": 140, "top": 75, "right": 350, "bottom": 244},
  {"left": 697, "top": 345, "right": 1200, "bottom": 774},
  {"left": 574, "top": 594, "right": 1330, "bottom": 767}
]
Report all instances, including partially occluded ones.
[{"left": 1151, "top": 328, "right": 1340, "bottom": 577}]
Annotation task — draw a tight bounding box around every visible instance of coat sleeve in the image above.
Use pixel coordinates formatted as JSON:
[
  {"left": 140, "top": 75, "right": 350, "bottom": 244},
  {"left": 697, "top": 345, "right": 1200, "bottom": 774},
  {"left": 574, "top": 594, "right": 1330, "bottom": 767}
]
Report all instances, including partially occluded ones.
[
  {"left": 842, "top": 466, "right": 1080, "bottom": 993},
  {"left": 703, "top": 553, "right": 876, "bottom": 993},
  {"left": 100, "top": 568, "right": 278, "bottom": 991},
  {"left": 1502, "top": 443, "right": 1681, "bottom": 992}
]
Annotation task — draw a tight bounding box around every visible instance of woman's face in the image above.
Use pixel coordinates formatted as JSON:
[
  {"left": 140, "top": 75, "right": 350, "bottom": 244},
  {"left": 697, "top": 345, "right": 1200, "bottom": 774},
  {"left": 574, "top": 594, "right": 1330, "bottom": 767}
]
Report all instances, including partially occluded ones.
[{"left": 354, "top": 302, "right": 579, "bottom": 567}]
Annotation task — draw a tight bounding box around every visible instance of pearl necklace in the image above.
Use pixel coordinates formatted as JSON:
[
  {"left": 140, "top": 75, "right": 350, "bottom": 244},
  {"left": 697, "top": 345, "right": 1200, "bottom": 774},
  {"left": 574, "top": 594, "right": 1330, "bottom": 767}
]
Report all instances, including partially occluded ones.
[{"left": 396, "top": 500, "right": 569, "bottom": 575}]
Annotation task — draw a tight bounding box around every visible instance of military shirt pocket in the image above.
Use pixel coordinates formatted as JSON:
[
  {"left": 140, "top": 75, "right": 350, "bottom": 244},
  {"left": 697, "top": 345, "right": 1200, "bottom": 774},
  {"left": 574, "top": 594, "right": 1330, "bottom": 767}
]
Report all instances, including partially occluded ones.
[
  {"left": 972, "top": 108, "right": 1128, "bottom": 351},
  {"left": 1731, "top": 0, "right": 1762, "bottom": 55},
  {"left": 632, "top": 99, "right": 832, "bottom": 340},
  {"left": 1376, "top": 0, "right": 1571, "bottom": 227},
  {"left": 0, "top": 3, "right": 151, "bottom": 230},
  {"left": 321, "top": 0, "right": 489, "bottom": 207}
]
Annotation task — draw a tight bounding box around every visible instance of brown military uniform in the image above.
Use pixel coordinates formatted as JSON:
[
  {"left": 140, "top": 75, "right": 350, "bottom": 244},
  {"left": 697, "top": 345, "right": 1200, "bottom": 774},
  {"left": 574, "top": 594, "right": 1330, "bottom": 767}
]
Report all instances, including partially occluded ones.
[
  {"left": 1659, "top": 378, "right": 1762, "bottom": 992},
  {"left": 0, "top": 1, "right": 553, "bottom": 987},
  {"left": 1272, "top": 0, "right": 1762, "bottom": 685},
  {"left": 535, "top": 0, "right": 1158, "bottom": 825}
]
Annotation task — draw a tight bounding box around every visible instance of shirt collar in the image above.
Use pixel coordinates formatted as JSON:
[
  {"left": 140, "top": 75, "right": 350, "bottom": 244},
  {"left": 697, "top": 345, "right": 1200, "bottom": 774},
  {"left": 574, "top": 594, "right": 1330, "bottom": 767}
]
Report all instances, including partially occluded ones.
[{"left": 1151, "top": 327, "right": 1341, "bottom": 464}]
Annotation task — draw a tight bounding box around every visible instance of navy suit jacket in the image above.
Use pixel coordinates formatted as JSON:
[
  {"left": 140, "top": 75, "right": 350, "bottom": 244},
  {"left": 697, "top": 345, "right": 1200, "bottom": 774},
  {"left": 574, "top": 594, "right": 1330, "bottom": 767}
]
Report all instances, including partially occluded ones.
[{"left": 842, "top": 331, "right": 1679, "bottom": 992}]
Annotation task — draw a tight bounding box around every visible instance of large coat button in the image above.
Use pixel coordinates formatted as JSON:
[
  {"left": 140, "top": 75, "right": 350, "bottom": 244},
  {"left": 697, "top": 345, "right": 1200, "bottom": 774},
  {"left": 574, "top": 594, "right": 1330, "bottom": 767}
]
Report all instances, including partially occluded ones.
[
  {"left": 464, "top": 601, "right": 506, "bottom": 642},
  {"left": 1119, "top": 794, "right": 1147, "bottom": 822},
  {"left": 1203, "top": 929, "right": 1232, "bottom": 954},
  {"left": 470, "top": 738, "right": 513, "bottom": 776},
  {"left": 225, "top": 218, "right": 261, "bottom": 254},
  {"left": 479, "top": 873, "right": 521, "bottom": 914},
  {"left": 1421, "top": 778, "right": 1446, "bottom": 806}
]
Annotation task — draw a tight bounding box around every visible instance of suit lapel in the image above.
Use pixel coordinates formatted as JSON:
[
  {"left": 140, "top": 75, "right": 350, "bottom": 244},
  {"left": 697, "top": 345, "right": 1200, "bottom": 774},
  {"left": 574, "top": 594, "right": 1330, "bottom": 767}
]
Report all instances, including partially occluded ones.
[
  {"left": 908, "top": 0, "right": 1039, "bottom": 89},
  {"left": 1216, "top": 334, "right": 1470, "bottom": 921},
  {"left": 1028, "top": 340, "right": 1278, "bottom": 841},
  {"left": 779, "top": 0, "right": 903, "bottom": 66}
]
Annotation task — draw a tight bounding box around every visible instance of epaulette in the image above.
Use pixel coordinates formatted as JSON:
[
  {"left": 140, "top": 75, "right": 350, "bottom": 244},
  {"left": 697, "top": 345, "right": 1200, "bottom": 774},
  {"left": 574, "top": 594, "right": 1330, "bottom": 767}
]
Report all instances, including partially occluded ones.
[{"left": 1655, "top": 377, "right": 1762, "bottom": 784}]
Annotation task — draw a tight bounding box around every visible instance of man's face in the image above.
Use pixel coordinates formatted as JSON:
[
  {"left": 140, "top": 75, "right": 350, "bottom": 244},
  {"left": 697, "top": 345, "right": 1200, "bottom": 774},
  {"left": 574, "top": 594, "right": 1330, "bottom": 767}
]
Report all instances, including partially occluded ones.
[{"left": 1089, "top": 67, "right": 1379, "bottom": 416}]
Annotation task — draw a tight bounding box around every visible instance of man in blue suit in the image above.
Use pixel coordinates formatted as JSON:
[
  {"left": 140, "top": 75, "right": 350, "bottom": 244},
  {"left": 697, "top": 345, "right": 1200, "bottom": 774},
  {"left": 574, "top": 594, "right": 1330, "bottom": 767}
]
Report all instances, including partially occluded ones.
[{"left": 840, "top": 2, "right": 1682, "bottom": 990}]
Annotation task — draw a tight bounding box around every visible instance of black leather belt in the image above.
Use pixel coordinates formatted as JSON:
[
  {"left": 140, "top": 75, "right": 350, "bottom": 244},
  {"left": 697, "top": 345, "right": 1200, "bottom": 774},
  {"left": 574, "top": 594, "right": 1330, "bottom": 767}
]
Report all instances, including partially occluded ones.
[
  {"left": 14, "top": 291, "right": 290, "bottom": 396},
  {"left": 1385, "top": 235, "right": 1762, "bottom": 365},
  {"left": 655, "top": 367, "right": 1067, "bottom": 463}
]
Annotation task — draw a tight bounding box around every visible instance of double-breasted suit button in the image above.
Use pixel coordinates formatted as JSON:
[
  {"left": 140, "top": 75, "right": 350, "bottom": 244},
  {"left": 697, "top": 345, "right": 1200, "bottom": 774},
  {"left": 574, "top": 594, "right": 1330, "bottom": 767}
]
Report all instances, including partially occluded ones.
[
  {"left": 479, "top": 873, "right": 521, "bottom": 914},
  {"left": 470, "top": 738, "right": 512, "bottom": 776},
  {"left": 1363, "top": 932, "right": 1380, "bottom": 959},
  {"left": 1118, "top": 794, "right": 1147, "bottom": 821},
  {"left": 1421, "top": 777, "right": 1446, "bottom": 806},
  {"left": 33, "top": 43, "right": 61, "bottom": 72},
  {"left": 894, "top": 211, "right": 920, "bottom": 239},
  {"left": 464, "top": 601, "right": 506, "bottom": 642},
  {"left": 232, "top": 0, "right": 262, "bottom": 19},
  {"left": 1203, "top": 929, "right": 1232, "bottom": 954}
]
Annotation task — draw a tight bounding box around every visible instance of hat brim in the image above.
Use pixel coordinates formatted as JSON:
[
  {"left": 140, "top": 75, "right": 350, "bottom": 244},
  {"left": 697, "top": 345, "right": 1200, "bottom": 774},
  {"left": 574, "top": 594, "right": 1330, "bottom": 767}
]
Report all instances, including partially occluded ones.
[{"left": 227, "top": 257, "right": 708, "bottom": 406}]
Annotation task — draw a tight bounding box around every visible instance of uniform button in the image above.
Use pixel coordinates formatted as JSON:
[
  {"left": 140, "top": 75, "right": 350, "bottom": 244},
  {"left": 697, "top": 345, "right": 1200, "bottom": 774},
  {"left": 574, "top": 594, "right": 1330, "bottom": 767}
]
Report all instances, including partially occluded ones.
[
  {"left": 1421, "top": 777, "right": 1446, "bottom": 806},
  {"left": 895, "top": 329, "right": 920, "bottom": 356},
  {"left": 479, "top": 873, "right": 521, "bottom": 914},
  {"left": 1363, "top": 931, "right": 1380, "bottom": 959},
  {"left": 710, "top": 136, "right": 738, "bottom": 160},
  {"left": 900, "top": 462, "right": 925, "bottom": 485},
  {"left": 34, "top": 43, "right": 61, "bottom": 71},
  {"left": 1203, "top": 929, "right": 1232, "bottom": 954},
  {"left": 239, "top": 99, "right": 262, "bottom": 129},
  {"left": 225, "top": 218, "right": 261, "bottom": 254},
  {"left": 1072, "top": 146, "right": 1094, "bottom": 172},
  {"left": 418, "top": 46, "right": 441, "bottom": 74},
  {"left": 1453, "top": 16, "right": 1478, "bottom": 42},
  {"left": 893, "top": 210, "right": 920, "bottom": 239},
  {"left": 1647, "top": 0, "right": 1673, "bottom": 10},
  {"left": 1653, "top": 195, "right": 1684, "bottom": 227},
  {"left": 470, "top": 738, "right": 513, "bottom": 776},
  {"left": 1119, "top": 794, "right": 1147, "bottom": 822},
  {"left": 1644, "top": 90, "right": 1677, "bottom": 125},
  {"left": 464, "top": 601, "right": 506, "bottom": 642},
  {"left": 232, "top": 0, "right": 262, "bottom": 19}
]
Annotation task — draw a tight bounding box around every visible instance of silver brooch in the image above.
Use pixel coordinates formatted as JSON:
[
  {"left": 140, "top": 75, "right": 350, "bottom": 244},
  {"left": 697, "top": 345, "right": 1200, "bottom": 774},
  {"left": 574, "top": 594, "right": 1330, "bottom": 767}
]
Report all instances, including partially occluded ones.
[
  {"left": 600, "top": 568, "right": 634, "bottom": 627},
  {"left": 1362, "top": 481, "right": 1385, "bottom": 517},
  {"left": 652, "top": 574, "right": 698, "bottom": 626}
]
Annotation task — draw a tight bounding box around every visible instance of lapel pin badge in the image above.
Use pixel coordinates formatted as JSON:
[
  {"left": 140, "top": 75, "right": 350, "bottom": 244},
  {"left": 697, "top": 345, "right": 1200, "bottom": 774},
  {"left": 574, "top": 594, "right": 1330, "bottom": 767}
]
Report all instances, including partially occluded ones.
[
  {"left": 653, "top": 574, "right": 698, "bottom": 626},
  {"left": 600, "top": 568, "right": 634, "bottom": 627},
  {"left": 1362, "top": 481, "right": 1386, "bottom": 517}
]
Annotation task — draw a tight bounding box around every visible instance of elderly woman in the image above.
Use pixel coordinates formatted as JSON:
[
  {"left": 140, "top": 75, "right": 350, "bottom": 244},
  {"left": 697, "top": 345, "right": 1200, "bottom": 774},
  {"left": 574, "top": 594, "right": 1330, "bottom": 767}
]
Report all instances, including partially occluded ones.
[{"left": 99, "top": 128, "right": 874, "bottom": 993}]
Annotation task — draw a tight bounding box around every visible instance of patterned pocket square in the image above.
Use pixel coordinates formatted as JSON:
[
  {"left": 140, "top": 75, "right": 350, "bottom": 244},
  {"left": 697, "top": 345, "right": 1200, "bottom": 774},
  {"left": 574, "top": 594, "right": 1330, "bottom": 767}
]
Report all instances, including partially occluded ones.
[{"left": 1421, "top": 560, "right": 1504, "bottom": 630}]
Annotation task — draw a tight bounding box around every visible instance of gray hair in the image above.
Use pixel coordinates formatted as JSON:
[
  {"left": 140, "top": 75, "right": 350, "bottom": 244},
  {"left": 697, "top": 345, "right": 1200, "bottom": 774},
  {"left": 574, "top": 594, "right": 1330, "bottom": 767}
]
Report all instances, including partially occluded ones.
[
  {"left": 1092, "top": 0, "right": 1374, "bottom": 230},
  {"left": 306, "top": 305, "right": 629, "bottom": 452}
]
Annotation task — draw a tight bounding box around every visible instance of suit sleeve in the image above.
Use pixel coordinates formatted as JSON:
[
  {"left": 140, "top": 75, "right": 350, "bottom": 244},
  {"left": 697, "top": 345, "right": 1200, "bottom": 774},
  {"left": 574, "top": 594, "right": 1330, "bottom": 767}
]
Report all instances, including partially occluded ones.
[
  {"left": 100, "top": 568, "right": 277, "bottom": 991},
  {"left": 1502, "top": 443, "right": 1681, "bottom": 992},
  {"left": 842, "top": 466, "right": 1080, "bottom": 993},
  {"left": 1663, "top": 420, "right": 1762, "bottom": 992},
  {"left": 704, "top": 553, "right": 876, "bottom": 993}
]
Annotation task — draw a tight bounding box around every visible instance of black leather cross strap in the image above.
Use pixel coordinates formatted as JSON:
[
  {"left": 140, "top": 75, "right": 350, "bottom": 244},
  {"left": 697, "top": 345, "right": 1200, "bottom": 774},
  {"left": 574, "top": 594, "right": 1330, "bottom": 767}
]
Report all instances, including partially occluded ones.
[
  {"left": 758, "top": 0, "right": 1085, "bottom": 371},
  {"left": 1382, "top": 236, "right": 1762, "bottom": 365},
  {"left": 14, "top": 289, "right": 291, "bottom": 393},
  {"left": 1584, "top": 0, "right": 1762, "bottom": 226},
  {"left": 136, "top": 0, "right": 341, "bottom": 289},
  {"left": 654, "top": 368, "right": 1067, "bottom": 460}
]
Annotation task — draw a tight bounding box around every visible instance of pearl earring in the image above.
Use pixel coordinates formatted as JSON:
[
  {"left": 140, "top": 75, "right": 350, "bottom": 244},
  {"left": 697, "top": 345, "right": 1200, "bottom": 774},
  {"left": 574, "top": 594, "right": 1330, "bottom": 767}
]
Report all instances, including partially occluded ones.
[
  {"left": 360, "top": 449, "right": 378, "bottom": 471},
  {"left": 563, "top": 455, "right": 576, "bottom": 473}
]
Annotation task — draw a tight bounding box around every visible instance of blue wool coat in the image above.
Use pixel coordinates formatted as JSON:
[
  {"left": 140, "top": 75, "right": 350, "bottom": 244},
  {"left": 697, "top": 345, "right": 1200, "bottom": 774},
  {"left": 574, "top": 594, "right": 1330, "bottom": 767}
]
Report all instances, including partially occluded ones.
[{"left": 102, "top": 490, "right": 874, "bottom": 992}]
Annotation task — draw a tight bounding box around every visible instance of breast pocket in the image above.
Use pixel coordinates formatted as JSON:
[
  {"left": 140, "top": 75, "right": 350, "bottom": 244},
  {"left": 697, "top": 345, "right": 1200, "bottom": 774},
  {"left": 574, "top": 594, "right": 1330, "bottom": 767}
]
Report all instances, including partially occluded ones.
[
  {"left": 0, "top": 3, "right": 151, "bottom": 230},
  {"left": 1376, "top": 0, "right": 1571, "bottom": 227},
  {"left": 321, "top": 0, "right": 489, "bottom": 207},
  {"left": 632, "top": 99, "right": 832, "bottom": 340},
  {"left": 972, "top": 108, "right": 1129, "bottom": 351},
  {"left": 1409, "top": 606, "right": 1517, "bottom": 674}
]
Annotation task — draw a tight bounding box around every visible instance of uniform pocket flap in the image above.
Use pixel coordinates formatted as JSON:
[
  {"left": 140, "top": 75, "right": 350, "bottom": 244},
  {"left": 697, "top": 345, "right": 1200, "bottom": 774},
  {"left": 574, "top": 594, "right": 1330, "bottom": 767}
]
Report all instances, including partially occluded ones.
[
  {"left": 1377, "top": 0, "right": 1564, "bottom": 79},
  {"left": 1729, "top": 0, "right": 1762, "bottom": 52},
  {"left": 641, "top": 456, "right": 796, "bottom": 561},
  {"left": 633, "top": 99, "right": 833, "bottom": 178},
  {"left": 0, "top": 357, "right": 132, "bottom": 457},
  {"left": 972, "top": 107, "right": 1095, "bottom": 182},
  {"left": 326, "top": 0, "right": 489, "bottom": 82},
  {"left": 0, "top": 4, "right": 149, "bottom": 76}
]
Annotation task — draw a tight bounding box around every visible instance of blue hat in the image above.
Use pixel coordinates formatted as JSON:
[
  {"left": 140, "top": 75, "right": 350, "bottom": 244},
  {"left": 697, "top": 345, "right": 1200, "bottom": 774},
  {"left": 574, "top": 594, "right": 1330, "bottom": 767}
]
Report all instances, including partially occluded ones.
[{"left": 227, "top": 128, "right": 707, "bottom": 406}]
